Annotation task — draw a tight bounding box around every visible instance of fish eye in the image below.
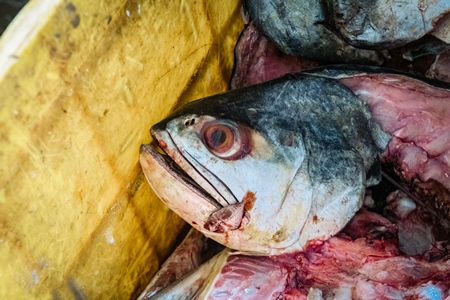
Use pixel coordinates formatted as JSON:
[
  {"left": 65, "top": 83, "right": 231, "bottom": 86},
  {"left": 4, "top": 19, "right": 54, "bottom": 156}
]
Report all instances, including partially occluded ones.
[
  {"left": 201, "top": 121, "right": 250, "bottom": 160},
  {"left": 204, "top": 124, "right": 234, "bottom": 152}
]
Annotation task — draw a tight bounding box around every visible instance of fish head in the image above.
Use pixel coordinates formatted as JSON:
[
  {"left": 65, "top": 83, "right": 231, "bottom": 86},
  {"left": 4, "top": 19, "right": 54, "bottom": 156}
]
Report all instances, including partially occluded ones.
[
  {"left": 141, "top": 99, "right": 309, "bottom": 254},
  {"left": 140, "top": 76, "right": 387, "bottom": 255}
]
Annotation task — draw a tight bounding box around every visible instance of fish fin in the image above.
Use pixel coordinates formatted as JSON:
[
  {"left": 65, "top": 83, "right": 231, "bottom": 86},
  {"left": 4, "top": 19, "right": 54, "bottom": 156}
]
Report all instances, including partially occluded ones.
[
  {"left": 138, "top": 228, "right": 206, "bottom": 299},
  {"left": 147, "top": 249, "right": 231, "bottom": 300}
]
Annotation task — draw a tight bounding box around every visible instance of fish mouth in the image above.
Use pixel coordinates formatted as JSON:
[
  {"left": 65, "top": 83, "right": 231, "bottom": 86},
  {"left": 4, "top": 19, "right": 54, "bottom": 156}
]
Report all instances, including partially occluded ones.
[{"left": 140, "top": 141, "right": 223, "bottom": 209}]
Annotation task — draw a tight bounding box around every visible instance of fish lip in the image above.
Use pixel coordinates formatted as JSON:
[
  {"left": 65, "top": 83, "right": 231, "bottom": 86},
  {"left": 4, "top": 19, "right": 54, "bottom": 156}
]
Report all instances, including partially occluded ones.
[{"left": 139, "top": 142, "right": 222, "bottom": 209}]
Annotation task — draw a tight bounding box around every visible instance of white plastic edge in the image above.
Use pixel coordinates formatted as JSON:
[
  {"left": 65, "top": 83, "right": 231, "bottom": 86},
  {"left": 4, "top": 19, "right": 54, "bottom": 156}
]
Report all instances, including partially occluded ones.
[{"left": 0, "top": 0, "right": 60, "bottom": 81}]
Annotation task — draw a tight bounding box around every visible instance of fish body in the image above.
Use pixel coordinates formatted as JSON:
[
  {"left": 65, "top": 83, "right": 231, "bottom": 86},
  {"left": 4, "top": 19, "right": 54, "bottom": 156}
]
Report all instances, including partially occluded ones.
[
  {"left": 243, "top": 0, "right": 382, "bottom": 63},
  {"left": 323, "top": 0, "right": 450, "bottom": 48},
  {"left": 140, "top": 68, "right": 389, "bottom": 255},
  {"left": 243, "top": 0, "right": 450, "bottom": 64},
  {"left": 139, "top": 65, "right": 450, "bottom": 298}
]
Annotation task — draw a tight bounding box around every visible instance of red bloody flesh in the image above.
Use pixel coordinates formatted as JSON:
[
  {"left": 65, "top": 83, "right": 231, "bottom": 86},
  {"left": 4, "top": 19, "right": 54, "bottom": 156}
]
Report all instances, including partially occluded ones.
[
  {"left": 207, "top": 209, "right": 450, "bottom": 299},
  {"left": 338, "top": 75, "right": 450, "bottom": 193},
  {"left": 231, "top": 22, "right": 321, "bottom": 90}
]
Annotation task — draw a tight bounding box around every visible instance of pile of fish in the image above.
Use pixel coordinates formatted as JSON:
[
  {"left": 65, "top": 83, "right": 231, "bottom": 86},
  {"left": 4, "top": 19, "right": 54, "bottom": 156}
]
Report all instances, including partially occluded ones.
[{"left": 139, "top": 1, "right": 450, "bottom": 299}]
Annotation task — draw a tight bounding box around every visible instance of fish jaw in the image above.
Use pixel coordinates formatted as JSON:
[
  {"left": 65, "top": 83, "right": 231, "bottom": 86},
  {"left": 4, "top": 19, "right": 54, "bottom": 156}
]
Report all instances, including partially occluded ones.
[
  {"left": 139, "top": 143, "right": 265, "bottom": 254},
  {"left": 140, "top": 140, "right": 312, "bottom": 255},
  {"left": 139, "top": 144, "right": 220, "bottom": 229}
]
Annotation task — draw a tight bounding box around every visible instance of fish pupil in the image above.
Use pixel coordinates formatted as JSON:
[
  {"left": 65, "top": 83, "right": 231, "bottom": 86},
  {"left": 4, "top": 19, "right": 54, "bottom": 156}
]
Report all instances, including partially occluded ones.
[
  {"left": 202, "top": 122, "right": 242, "bottom": 157},
  {"left": 210, "top": 129, "right": 226, "bottom": 147}
]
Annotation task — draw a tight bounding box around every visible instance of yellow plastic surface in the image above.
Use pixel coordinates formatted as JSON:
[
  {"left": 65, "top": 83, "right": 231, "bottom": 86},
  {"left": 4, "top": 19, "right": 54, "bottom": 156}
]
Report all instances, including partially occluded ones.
[{"left": 0, "top": 0, "right": 243, "bottom": 298}]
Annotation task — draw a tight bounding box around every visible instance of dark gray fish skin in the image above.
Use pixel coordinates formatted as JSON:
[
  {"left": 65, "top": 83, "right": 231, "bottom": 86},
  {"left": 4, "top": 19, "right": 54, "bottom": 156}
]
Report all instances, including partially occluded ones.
[
  {"left": 323, "top": 0, "right": 450, "bottom": 49},
  {"left": 307, "top": 64, "right": 450, "bottom": 90},
  {"left": 243, "top": 0, "right": 383, "bottom": 64},
  {"left": 153, "top": 73, "right": 388, "bottom": 188},
  {"left": 243, "top": 0, "right": 450, "bottom": 64},
  {"left": 402, "top": 36, "right": 450, "bottom": 62}
]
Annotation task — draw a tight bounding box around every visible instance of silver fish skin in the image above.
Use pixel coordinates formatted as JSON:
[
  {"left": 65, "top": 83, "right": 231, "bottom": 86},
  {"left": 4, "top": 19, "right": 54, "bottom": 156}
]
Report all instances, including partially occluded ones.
[{"left": 140, "top": 72, "right": 389, "bottom": 255}]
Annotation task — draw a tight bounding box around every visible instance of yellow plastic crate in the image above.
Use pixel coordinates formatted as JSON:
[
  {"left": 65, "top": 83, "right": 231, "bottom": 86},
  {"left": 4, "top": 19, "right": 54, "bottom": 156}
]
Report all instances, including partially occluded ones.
[{"left": 0, "top": 0, "right": 243, "bottom": 298}]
